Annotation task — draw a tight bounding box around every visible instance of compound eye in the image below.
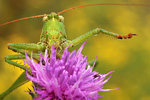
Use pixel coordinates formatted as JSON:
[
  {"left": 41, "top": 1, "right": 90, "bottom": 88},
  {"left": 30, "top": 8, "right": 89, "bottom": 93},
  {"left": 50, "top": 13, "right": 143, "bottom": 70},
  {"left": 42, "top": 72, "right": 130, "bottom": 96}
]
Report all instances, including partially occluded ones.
[
  {"left": 58, "top": 15, "right": 64, "bottom": 22},
  {"left": 43, "top": 16, "right": 48, "bottom": 22}
]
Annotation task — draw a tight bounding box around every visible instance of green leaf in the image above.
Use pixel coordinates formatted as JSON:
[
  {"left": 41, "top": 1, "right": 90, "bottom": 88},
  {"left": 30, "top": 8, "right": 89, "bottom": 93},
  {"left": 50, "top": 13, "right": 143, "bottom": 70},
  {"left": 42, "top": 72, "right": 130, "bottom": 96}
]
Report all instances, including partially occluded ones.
[{"left": 0, "top": 71, "right": 29, "bottom": 100}]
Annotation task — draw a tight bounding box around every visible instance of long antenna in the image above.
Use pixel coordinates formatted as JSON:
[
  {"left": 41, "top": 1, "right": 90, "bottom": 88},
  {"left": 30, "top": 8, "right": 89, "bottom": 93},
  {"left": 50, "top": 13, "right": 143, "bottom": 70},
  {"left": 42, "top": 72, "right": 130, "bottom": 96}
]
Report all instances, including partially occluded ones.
[
  {"left": 0, "top": 14, "right": 48, "bottom": 26},
  {"left": 57, "top": 3, "right": 150, "bottom": 15},
  {"left": 0, "top": 3, "right": 150, "bottom": 26}
]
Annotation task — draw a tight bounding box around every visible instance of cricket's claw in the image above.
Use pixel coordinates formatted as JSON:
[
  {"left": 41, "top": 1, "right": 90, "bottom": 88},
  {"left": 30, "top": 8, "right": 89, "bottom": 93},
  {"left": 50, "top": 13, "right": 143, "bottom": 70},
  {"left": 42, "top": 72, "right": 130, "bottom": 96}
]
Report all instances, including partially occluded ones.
[{"left": 116, "top": 33, "right": 137, "bottom": 39}]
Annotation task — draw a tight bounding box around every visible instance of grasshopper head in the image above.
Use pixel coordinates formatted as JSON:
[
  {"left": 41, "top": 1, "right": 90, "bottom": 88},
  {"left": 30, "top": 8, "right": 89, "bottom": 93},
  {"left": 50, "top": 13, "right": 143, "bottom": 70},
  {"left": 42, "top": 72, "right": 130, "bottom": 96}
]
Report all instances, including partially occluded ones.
[
  {"left": 41, "top": 12, "right": 67, "bottom": 45},
  {"left": 43, "top": 12, "right": 64, "bottom": 22}
]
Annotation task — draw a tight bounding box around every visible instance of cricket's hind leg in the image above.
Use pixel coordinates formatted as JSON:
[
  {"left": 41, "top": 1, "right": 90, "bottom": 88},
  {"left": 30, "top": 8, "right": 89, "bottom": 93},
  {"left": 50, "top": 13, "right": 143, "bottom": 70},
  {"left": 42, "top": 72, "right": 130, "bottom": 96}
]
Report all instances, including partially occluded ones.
[{"left": 64, "top": 28, "right": 137, "bottom": 47}]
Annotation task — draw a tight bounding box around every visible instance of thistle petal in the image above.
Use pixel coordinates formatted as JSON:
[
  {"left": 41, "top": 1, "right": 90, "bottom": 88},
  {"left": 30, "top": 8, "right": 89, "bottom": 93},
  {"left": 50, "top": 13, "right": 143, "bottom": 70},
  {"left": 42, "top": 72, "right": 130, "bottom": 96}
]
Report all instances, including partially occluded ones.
[{"left": 25, "top": 42, "right": 117, "bottom": 100}]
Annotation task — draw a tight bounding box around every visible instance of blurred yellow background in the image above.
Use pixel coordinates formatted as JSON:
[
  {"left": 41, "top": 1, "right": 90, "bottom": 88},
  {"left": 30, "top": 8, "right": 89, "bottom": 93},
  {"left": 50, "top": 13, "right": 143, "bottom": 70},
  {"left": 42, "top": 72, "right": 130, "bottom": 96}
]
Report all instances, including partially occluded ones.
[{"left": 0, "top": 0, "right": 150, "bottom": 100}]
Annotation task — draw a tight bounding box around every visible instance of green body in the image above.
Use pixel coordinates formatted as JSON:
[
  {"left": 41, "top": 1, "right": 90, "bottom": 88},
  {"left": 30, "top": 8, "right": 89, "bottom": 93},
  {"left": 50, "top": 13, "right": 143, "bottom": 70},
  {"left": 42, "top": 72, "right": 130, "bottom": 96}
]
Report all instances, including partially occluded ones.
[{"left": 0, "top": 12, "right": 135, "bottom": 99}]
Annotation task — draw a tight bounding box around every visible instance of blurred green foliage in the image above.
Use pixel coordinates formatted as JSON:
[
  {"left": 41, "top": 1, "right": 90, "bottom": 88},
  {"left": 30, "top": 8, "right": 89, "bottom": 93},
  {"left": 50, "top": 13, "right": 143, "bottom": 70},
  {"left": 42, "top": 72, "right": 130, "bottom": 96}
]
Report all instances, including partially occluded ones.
[{"left": 0, "top": 0, "right": 150, "bottom": 100}]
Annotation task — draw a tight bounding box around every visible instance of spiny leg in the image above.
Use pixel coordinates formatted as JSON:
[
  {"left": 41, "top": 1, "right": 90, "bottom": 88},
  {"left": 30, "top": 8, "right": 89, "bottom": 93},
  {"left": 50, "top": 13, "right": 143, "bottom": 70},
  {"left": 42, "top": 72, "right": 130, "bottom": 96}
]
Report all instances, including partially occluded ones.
[
  {"left": 7, "top": 46, "right": 41, "bottom": 60},
  {"left": 3, "top": 54, "right": 31, "bottom": 99},
  {"left": 7, "top": 43, "right": 45, "bottom": 60},
  {"left": 8, "top": 43, "right": 45, "bottom": 51},
  {"left": 65, "top": 28, "right": 137, "bottom": 47},
  {"left": 5, "top": 54, "right": 26, "bottom": 70},
  {"left": 5, "top": 54, "right": 26, "bottom": 60},
  {"left": 5, "top": 53, "right": 40, "bottom": 70},
  {"left": 6, "top": 43, "right": 44, "bottom": 70},
  {"left": 2, "top": 43, "right": 44, "bottom": 99}
]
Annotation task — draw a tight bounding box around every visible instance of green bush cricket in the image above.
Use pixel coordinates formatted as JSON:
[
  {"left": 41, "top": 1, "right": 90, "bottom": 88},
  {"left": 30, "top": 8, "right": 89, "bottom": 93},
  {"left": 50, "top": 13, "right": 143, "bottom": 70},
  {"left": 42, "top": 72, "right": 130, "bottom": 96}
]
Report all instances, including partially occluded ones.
[{"left": 0, "top": 3, "right": 150, "bottom": 100}]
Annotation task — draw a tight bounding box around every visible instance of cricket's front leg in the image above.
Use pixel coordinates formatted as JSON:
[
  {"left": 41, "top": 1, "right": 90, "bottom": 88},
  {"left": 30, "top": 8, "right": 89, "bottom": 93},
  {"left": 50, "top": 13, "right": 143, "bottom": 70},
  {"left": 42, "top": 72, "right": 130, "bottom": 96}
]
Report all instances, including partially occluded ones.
[
  {"left": 5, "top": 53, "right": 40, "bottom": 70},
  {"left": 7, "top": 43, "right": 45, "bottom": 59},
  {"left": 3, "top": 54, "right": 30, "bottom": 100},
  {"left": 67, "top": 28, "right": 137, "bottom": 47},
  {"left": 2, "top": 43, "right": 44, "bottom": 99},
  {"left": 5, "top": 43, "right": 44, "bottom": 71},
  {"left": 5, "top": 54, "right": 27, "bottom": 70},
  {"left": 8, "top": 43, "right": 45, "bottom": 52},
  {"left": 5, "top": 43, "right": 44, "bottom": 69}
]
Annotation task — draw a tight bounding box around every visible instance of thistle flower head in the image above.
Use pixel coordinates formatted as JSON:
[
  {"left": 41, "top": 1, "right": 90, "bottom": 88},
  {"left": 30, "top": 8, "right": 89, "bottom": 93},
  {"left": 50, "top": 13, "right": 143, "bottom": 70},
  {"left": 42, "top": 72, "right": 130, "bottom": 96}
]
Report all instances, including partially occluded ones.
[{"left": 25, "top": 42, "right": 117, "bottom": 100}]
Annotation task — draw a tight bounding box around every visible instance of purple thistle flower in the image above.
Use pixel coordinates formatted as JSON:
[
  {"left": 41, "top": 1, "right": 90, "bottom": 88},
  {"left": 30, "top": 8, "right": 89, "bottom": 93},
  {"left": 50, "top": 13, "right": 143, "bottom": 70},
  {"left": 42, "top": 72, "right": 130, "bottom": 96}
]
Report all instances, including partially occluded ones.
[{"left": 24, "top": 42, "right": 117, "bottom": 100}]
